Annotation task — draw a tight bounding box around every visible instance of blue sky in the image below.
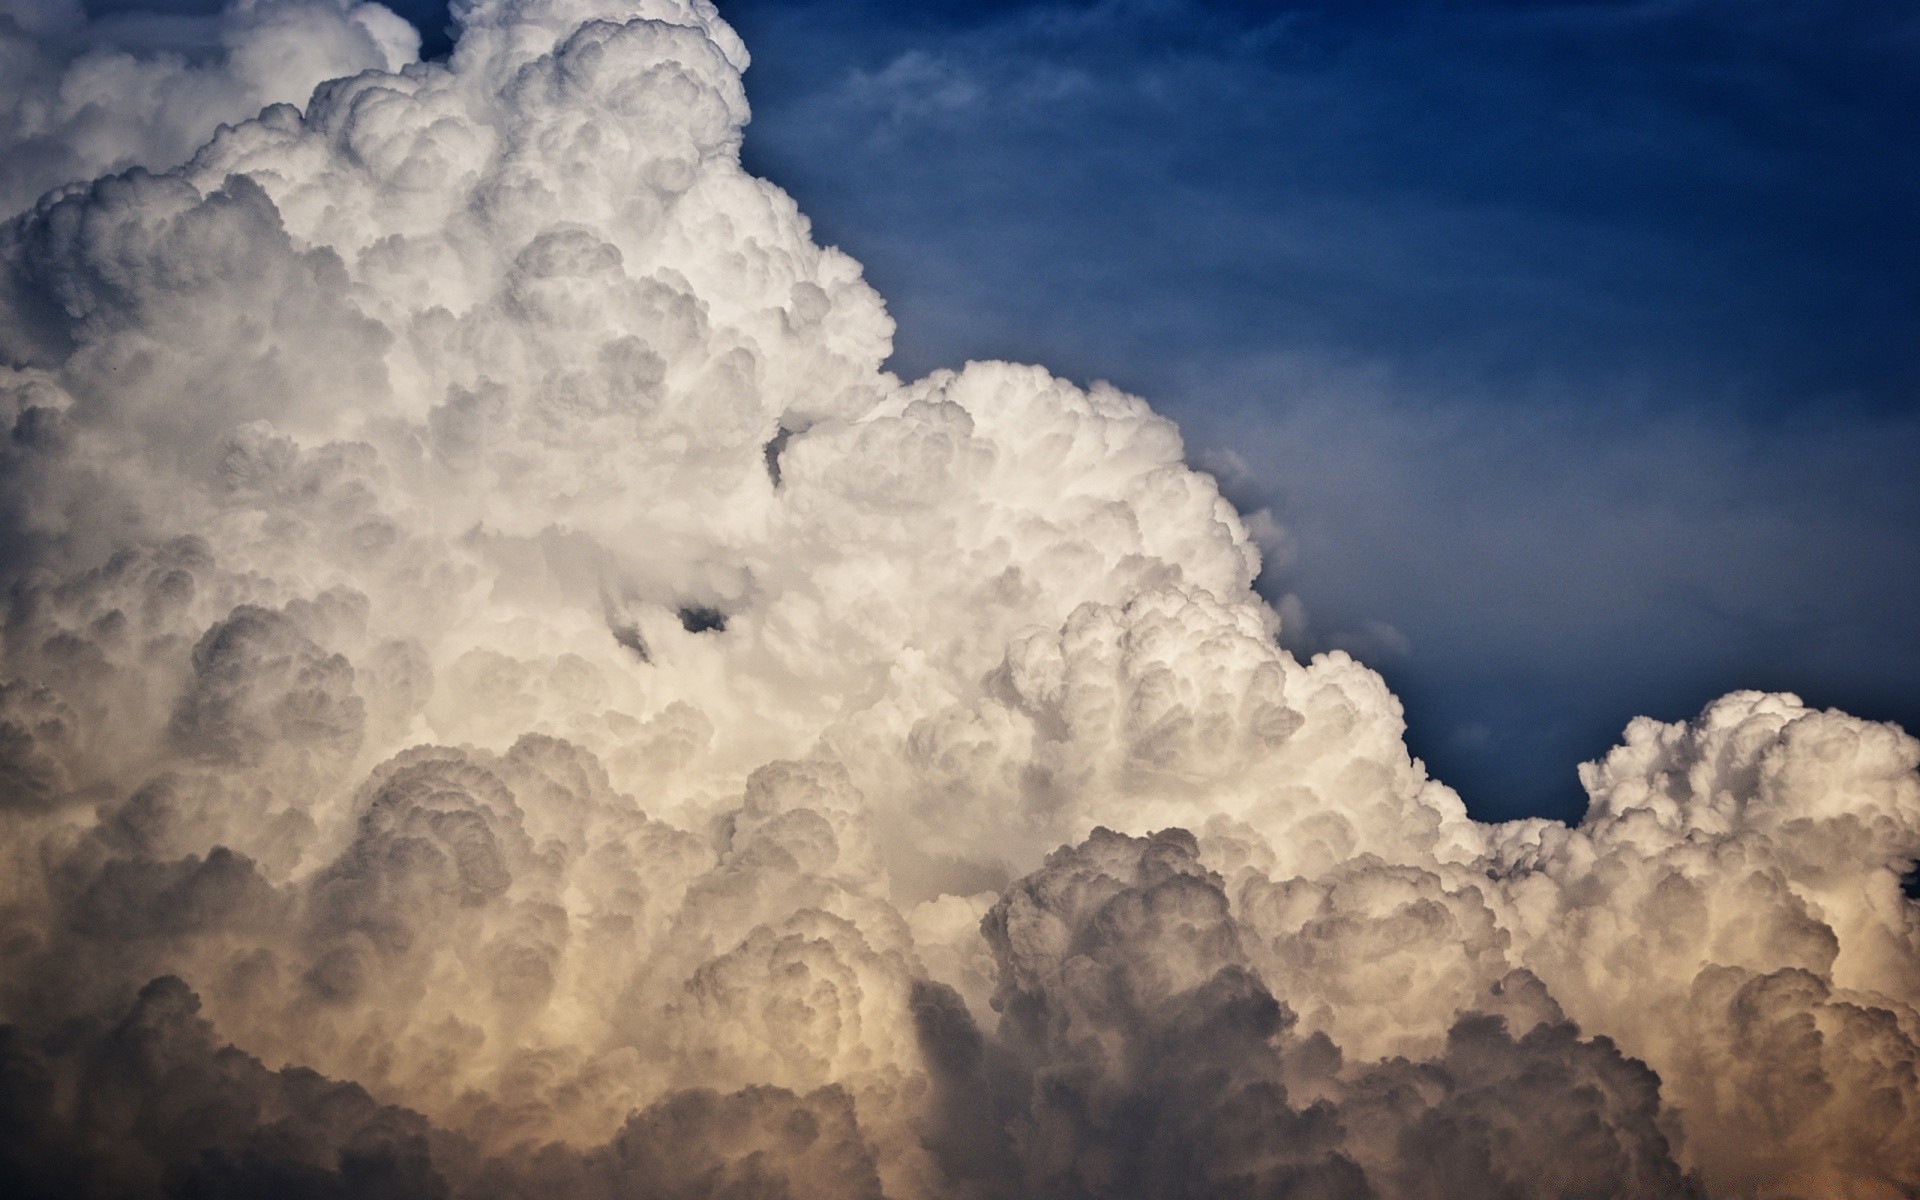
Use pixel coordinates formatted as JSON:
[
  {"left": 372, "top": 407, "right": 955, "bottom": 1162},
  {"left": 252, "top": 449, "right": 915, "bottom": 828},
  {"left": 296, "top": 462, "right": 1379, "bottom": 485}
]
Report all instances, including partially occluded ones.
[
  {"left": 712, "top": 0, "right": 1920, "bottom": 822},
  {"left": 100, "top": 0, "right": 1920, "bottom": 822}
]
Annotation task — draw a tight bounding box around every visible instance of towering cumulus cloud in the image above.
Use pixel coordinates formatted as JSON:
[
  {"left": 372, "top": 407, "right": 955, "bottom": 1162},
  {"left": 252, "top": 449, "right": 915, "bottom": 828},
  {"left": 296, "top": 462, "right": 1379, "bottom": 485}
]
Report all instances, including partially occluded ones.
[{"left": 0, "top": 2, "right": 1914, "bottom": 1196}]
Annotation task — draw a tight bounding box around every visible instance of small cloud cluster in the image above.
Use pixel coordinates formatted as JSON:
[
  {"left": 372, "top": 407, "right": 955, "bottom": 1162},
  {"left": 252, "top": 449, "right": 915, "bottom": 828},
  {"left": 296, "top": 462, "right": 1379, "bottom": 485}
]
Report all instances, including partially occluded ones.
[{"left": 0, "top": 2, "right": 1915, "bottom": 1196}]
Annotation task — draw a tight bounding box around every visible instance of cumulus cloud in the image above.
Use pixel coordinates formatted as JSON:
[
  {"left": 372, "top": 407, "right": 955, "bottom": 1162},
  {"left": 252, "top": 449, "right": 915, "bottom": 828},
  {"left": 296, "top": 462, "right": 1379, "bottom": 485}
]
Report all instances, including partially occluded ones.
[
  {"left": 0, "top": 1, "right": 1914, "bottom": 1196},
  {"left": 0, "top": 0, "right": 419, "bottom": 216}
]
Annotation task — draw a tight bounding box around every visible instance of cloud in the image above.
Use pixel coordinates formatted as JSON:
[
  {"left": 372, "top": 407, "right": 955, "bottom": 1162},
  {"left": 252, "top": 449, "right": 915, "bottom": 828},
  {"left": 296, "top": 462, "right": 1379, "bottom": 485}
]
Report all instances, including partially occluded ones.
[
  {"left": 0, "top": 0, "right": 419, "bottom": 216},
  {"left": 0, "top": 1, "right": 1914, "bottom": 1196}
]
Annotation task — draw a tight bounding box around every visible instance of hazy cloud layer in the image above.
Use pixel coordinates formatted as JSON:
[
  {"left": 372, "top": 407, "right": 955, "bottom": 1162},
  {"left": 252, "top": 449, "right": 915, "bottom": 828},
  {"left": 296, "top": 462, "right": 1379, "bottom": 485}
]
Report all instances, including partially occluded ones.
[{"left": 0, "top": 2, "right": 1915, "bottom": 1197}]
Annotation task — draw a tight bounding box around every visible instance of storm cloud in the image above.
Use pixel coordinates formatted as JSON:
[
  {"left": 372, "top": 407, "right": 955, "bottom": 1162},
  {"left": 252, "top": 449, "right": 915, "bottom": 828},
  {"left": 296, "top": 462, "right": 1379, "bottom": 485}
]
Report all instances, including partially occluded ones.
[{"left": 0, "top": 2, "right": 1915, "bottom": 1197}]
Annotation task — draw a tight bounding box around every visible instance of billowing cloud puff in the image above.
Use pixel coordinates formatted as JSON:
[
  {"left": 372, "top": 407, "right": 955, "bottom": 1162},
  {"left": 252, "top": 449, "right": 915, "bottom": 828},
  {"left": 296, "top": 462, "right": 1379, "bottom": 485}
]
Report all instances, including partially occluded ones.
[
  {"left": 0, "top": 1, "right": 1914, "bottom": 1196},
  {"left": 0, "top": 0, "right": 418, "bottom": 216}
]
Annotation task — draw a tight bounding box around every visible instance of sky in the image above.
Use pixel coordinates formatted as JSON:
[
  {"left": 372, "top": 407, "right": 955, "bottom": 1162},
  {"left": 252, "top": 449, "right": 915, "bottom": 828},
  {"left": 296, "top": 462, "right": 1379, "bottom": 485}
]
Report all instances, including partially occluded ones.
[
  {"left": 712, "top": 0, "right": 1920, "bottom": 822},
  {"left": 57, "top": 0, "right": 1920, "bottom": 822}
]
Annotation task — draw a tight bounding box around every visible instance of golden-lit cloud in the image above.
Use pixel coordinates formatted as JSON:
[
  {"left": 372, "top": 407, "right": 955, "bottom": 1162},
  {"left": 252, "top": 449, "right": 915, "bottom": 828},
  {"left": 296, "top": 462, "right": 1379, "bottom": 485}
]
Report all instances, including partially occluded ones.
[{"left": 0, "top": 3, "right": 1914, "bottom": 1196}]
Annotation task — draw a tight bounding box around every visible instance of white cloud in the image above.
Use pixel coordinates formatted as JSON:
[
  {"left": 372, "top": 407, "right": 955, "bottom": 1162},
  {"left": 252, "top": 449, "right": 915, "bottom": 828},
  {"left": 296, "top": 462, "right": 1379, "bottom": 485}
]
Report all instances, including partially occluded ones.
[
  {"left": 0, "top": 1, "right": 1913, "bottom": 1195},
  {"left": 0, "top": 0, "right": 419, "bottom": 216}
]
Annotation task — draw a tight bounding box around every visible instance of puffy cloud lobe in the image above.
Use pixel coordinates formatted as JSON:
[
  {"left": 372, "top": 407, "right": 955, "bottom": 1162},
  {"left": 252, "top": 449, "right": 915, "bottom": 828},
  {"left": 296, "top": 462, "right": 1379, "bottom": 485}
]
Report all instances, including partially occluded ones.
[
  {"left": 0, "top": 972, "right": 885, "bottom": 1200},
  {"left": 1228, "top": 855, "right": 1517, "bottom": 1062},
  {"left": 0, "top": 1, "right": 418, "bottom": 217},
  {"left": 498, "top": 1083, "right": 889, "bottom": 1200},
  {"left": 173, "top": 600, "right": 367, "bottom": 764},
  {"left": 0, "top": 975, "right": 448, "bottom": 1200},
  {"left": 1484, "top": 692, "right": 1920, "bottom": 1195},
  {"left": 907, "top": 828, "right": 1688, "bottom": 1198},
  {"left": 0, "top": 678, "right": 76, "bottom": 810},
  {"left": 0, "top": 0, "right": 1914, "bottom": 1197}
]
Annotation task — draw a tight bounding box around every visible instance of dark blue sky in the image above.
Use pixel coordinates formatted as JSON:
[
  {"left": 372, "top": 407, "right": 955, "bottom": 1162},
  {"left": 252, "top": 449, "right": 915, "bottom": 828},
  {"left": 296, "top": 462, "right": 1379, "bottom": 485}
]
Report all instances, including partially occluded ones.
[
  {"left": 710, "top": 0, "right": 1920, "bottom": 823},
  {"left": 116, "top": 0, "right": 1920, "bottom": 822}
]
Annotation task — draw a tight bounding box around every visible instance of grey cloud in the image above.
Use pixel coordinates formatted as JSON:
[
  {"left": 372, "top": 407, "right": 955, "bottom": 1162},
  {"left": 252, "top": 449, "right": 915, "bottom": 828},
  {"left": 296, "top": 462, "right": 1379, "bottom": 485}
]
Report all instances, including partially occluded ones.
[{"left": 903, "top": 828, "right": 1693, "bottom": 1198}]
